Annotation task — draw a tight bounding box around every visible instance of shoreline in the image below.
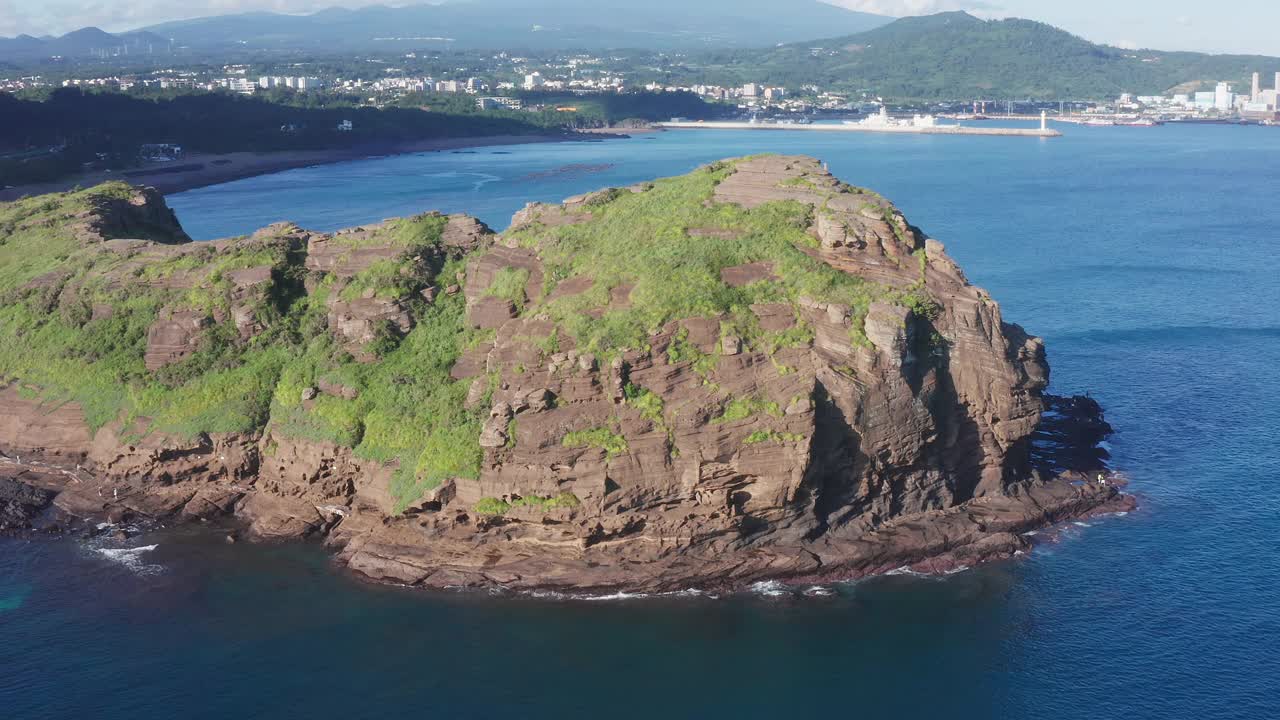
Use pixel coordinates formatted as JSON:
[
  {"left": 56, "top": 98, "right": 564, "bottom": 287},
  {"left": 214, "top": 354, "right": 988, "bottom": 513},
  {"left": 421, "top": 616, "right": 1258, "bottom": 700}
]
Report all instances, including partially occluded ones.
[
  {"left": 0, "top": 131, "right": 636, "bottom": 202},
  {"left": 1, "top": 450, "right": 1135, "bottom": 597},
  {"left": 0, "top": 487, "right": 1135, "bottom": 602}
]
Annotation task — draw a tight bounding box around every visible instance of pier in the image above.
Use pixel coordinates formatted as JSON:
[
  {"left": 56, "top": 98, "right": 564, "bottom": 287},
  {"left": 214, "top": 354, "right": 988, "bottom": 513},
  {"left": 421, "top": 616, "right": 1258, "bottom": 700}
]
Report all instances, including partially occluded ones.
[{"left": 653, "top": 120, "right": 1060, "bottom": 138}]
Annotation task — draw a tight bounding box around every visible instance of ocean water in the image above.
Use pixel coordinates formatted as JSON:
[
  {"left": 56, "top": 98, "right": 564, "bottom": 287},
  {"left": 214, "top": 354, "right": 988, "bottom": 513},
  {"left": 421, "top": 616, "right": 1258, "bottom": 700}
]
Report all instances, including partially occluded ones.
[{"left": 4, "top": 123, "right": 1279, "bottom": 718}]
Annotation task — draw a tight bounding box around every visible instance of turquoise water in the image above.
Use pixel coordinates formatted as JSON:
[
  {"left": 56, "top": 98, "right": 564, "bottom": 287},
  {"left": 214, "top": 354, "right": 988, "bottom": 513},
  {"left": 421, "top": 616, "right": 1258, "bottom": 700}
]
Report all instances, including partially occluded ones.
[{"left": 4, "top": 124, "right": 1279, "bottom": 718}]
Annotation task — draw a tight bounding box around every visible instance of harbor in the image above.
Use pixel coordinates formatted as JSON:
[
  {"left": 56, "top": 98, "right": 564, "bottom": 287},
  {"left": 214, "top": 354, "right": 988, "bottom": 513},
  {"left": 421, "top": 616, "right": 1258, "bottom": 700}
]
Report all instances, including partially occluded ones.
[
  {"left": 655, "top": 110, "right": 1061, "bottom": 137},
  {"left": 654, "top": 119, "right": 1061, "bottom": 138}
]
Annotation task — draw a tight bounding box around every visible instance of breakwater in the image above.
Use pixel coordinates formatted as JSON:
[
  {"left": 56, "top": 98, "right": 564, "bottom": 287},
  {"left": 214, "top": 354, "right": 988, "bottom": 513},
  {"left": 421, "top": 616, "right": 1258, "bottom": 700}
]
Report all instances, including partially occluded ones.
[{"left": 655, "top": 121, "right": 1060, "bottom": 137}]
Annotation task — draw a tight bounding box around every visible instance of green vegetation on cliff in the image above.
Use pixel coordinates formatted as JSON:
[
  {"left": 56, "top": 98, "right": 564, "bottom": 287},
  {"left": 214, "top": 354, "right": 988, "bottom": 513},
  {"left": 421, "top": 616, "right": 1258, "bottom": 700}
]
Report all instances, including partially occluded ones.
[
  {"left": 562, "top": 426, "right": 629, "bottom": 458},
  {"left": 269, "top": 279, "right": 488, "bottom": 508},
  {"left": 473, "top": 492, "right": 582, "bottom": 517},
  {"left": 0, "top": 186, "right": 486, "bottom": 510},
  {"left": 0, "top": 156, "right": 938, "bottom": 511},
  {"left": 506, "top": 160, "right": 905, "bottom": 357},
  {"left": 0, "top": 186, "right": 287, "bottom": 435},
  {"left": 713, "top": 396, "right": 783, "bottom": 424}
]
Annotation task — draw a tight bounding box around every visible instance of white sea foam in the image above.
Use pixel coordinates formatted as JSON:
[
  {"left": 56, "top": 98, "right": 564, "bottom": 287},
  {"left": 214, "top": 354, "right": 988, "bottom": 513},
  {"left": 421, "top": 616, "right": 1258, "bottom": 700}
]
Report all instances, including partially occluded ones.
[
  {"left": 468, "top": 173, "right": 502, "bottom": 191},
  {"left": 423, "top": 171, "right": 502, "bottom": 191},
  {"left": 94, "top": 544, "right": 162, "bottom": 575},
  {"left": 1021, "top": 530, "right": 1040, "bottom": 537},
  {"left": 748, "top": 580, "right": 790, "bottom": 597},
  {"left": 802, "top": 586, "right": 835, "bottom": 597},
  {"left": 579, "top": 591, "right": 650, "bottom": 602},
  {"left": 1073, "top": 521, "right": 1093, "bottom": 528},
  {"left": 525, "top": 586, "right": 720, "bottom": 602},
  {"left": 943, "top": 565, "right": 970, "bottom": 575},
  {"left": 666, "top": 588, "right": 718, "bottom": 600}
]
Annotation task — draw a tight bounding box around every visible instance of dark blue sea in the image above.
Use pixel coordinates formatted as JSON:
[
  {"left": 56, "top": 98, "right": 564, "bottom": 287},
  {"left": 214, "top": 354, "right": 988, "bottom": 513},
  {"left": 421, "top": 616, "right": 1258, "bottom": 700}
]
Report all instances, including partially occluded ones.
[{"left": 4, "top": 123, "right": 1278, "bottom": 718}]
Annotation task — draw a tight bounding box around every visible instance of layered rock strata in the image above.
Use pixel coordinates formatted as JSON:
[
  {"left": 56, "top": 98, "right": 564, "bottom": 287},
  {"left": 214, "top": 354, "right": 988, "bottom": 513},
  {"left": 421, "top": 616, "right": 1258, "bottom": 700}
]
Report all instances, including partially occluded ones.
[{"left": 0, "top": 157, "right": 1134, "bottom": 592}]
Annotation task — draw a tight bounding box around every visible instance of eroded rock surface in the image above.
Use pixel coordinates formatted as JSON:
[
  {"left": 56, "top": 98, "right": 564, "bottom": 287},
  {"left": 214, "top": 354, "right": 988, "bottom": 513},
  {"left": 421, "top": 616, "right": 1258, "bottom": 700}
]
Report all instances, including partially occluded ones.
[{"left": 0, "top": 159, "right": 1134, "bottom": 594}]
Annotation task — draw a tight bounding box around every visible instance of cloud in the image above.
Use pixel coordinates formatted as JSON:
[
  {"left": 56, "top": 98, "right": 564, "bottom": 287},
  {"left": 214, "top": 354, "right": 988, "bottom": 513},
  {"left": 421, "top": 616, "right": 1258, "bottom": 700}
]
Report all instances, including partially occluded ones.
[
  {"left": 2, "top": 0, "right": 401, "bottom": 36},
  {"left": 820, "top": 0, "right": 1005, "bottom": 17},
  {"left": 0, "top": 0, "right": 36, "bottom": 36},
  {"left": 8, "top": 0, "right": 1017, "bottom": 37}
]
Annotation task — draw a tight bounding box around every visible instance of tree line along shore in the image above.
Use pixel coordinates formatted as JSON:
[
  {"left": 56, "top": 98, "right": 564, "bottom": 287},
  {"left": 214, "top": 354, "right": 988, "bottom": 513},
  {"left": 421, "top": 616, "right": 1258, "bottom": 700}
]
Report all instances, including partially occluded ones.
[{"left": 0, "top": 88, "right": 715, "bottom": 192}]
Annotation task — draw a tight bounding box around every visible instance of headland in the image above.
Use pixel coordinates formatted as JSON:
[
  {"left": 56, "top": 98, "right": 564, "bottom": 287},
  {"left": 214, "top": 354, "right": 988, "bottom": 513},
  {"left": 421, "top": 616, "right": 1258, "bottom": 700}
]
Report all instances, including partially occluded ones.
[{"left": 0, "top": 155, "right": 1129, "bottom": 594}]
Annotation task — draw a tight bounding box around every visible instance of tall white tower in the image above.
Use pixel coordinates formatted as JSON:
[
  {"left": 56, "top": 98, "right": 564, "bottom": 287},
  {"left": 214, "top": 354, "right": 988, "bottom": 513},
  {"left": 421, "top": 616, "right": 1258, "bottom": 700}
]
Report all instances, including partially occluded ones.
[{"left": 1253, "top": 72, "right": 1261, "bottom": 101}]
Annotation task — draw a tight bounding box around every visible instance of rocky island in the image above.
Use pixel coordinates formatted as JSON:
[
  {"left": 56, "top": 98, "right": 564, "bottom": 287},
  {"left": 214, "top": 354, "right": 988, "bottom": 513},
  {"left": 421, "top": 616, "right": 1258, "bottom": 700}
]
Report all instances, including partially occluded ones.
[{"left": 0, "top": 156, "right": 1132, "bottom": 593}]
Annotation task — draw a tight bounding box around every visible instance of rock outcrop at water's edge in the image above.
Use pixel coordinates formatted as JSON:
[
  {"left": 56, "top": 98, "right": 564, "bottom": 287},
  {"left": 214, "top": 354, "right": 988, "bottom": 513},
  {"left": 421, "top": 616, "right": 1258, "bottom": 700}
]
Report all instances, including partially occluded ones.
[{"left": 0, "top": 157, "right": 1135, "bottom": 593}]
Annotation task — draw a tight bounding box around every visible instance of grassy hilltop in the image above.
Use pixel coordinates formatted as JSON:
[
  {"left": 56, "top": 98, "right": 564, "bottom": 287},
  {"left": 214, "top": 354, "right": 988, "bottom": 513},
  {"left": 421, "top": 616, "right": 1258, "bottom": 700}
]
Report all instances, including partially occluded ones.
[{"left": 0, "top": 160, "right": 933, "bottom": 510}]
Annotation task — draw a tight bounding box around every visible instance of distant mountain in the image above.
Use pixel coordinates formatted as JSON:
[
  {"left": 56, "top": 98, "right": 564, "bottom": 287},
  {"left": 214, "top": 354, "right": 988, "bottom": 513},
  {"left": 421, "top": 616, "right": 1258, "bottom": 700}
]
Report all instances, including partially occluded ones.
[
  {"left": 0, "top": 26, "right": 169, "bottom": 61},
  {"left": 697, "top": 12, "right": 1280, "bottom": 98},
  {"left": 0, "top": 0, "right": 889, "bottom": 59}
]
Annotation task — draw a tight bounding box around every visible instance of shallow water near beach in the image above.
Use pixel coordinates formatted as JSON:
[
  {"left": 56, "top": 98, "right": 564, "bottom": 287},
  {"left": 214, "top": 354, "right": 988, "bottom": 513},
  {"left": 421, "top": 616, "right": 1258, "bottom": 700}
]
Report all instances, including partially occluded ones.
[{"left": 4, "top": 123, "right": 1279, "bottom": 718}]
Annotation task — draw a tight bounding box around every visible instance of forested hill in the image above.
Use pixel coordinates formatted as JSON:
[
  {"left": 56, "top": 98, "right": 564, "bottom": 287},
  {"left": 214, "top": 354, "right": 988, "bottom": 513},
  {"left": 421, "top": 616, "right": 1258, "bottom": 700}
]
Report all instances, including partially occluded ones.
[
  {"left": 0, "top": 87, "right": 722, "bottom": 187},
  {"left": 693, "top": 12, "right": 1280, "bottom": 99}
]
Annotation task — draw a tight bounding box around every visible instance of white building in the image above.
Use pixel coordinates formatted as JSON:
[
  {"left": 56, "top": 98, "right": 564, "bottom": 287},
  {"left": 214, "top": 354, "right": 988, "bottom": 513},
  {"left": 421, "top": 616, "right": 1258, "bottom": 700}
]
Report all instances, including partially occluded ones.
[
  {"left": 742, "top": 83, "right": 761, "bottom": 98},
  {"left": 1214, "top": 82, "right": 1234, "bottom": 112},
  {"left": 258, "top": 76, "right": 323, "bottom": 92},
  {"left": 220, "top": 77, "right": 256, "bottom": 94},
  {"left": 477, "top": 96, "right": 522, "bottom": 110},
  {"left": 523, "top": 73, "right": 544, "bottom": 90}
]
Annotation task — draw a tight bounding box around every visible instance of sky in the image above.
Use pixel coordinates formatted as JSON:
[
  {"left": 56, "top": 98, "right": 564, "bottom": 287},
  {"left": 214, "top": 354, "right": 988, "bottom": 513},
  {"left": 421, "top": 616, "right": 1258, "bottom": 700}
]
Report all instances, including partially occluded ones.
[{"left": 0, "top": 0, "right": 1277, "bottom": 56}]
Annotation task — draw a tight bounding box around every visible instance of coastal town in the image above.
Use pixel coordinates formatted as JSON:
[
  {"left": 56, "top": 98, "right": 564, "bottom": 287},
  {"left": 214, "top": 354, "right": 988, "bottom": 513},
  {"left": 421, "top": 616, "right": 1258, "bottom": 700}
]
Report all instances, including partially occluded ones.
[
  {"left": 3, "top": 8, "right": 1280, "bottom": 195},
  {"left": 3, "top": 49, "right": 1278, "bottom": 126}
]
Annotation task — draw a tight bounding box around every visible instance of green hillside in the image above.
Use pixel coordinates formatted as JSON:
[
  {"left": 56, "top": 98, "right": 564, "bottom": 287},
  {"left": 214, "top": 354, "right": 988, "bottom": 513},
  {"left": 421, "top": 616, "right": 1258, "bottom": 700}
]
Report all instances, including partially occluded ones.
[{"left": 690, "top": 12, "right": 1280, "bottom": 99}]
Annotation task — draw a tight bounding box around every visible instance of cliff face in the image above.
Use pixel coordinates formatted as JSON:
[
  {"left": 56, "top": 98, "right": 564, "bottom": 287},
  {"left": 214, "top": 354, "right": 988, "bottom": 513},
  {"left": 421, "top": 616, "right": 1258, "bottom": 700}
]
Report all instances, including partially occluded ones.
[{"left": 0, "top": 157, "right": 1130, "bottom": 591}]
